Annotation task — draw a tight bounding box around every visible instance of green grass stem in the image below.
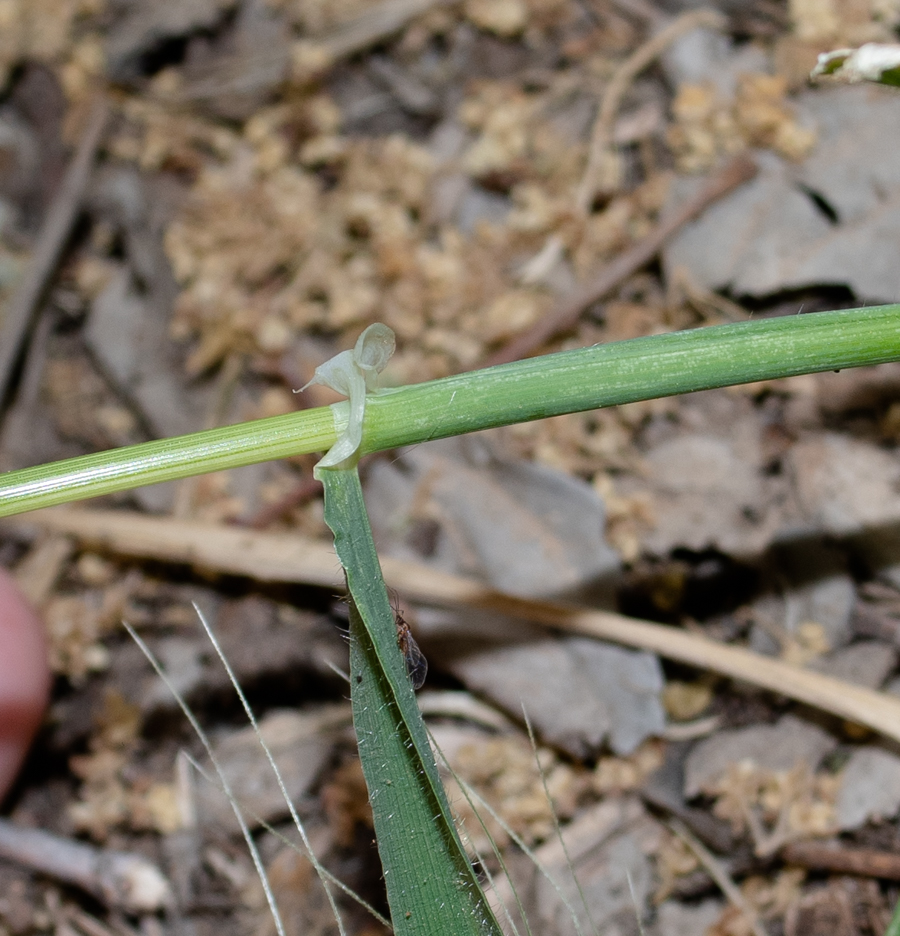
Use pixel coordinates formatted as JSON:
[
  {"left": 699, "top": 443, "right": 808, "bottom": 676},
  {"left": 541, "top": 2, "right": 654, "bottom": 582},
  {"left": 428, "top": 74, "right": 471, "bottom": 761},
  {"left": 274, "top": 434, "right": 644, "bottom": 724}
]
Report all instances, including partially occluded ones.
[{"left": 1, "top": 304, "right": 899, "bottom": 517}]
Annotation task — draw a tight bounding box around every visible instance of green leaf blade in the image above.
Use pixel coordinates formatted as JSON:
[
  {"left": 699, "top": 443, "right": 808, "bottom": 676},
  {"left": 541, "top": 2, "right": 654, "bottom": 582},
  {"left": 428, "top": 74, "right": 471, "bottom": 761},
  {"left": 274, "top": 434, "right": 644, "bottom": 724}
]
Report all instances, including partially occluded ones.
[{"left": 320, "top": 467, "right": 503, "bottom": 936}]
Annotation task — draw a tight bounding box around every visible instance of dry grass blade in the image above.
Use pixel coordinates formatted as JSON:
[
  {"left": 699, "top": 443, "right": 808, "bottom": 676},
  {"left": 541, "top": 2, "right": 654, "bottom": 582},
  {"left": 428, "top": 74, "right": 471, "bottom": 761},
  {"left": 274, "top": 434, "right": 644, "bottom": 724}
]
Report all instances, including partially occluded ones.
[
  {"left": 668, "top": 818, "right": 769, "bottom": 936},
  {"left": 17, "top": 507, "right": 900, "bottom": 745},
  {"left": 190, "top": 603, "right": 349, "bottom": 936},
  {"left": 123, "top": 621, "right": 288, "bottom": 936}
]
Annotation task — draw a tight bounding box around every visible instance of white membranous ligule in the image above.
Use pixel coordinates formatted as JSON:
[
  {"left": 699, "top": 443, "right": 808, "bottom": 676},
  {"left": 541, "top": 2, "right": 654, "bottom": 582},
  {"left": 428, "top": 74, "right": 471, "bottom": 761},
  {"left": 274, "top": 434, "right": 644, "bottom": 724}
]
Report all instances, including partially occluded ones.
[
  {"left": 302, "top": 325, "right": 430, "bottom": 686},
  {"left": 299, "top": 323, "right": 396, "bottom": 470}
]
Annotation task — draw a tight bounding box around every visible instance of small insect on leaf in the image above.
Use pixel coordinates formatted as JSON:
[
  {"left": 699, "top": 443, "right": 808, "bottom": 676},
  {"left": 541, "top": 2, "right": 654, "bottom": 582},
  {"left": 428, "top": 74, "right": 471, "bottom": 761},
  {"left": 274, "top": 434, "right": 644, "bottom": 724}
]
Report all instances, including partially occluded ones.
[
  {"left": 397, "top": 618, "right": 428, "bottom": 690},
  {"left": 390, "top": 591, "right": 428, "bottom": 690}
]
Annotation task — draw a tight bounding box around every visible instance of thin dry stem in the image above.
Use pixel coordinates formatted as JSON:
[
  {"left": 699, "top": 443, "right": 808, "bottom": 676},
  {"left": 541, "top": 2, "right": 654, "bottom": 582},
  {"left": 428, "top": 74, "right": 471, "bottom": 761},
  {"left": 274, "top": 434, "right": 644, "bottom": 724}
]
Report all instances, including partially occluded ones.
[
  {"left": 21, "top": 507, "right": 900, "bottom": 748},
  {"left": 519, "top": 7, "right": 726, "bottom": 285},
  {"left": 668, "top": 818, "right": 769, "bottom": 936},
  {"left": 577, "top": 8, "right": 726, "bottom": 206},
  {"left": 0, "top": 818, "right": 172, "bottom": 913}
]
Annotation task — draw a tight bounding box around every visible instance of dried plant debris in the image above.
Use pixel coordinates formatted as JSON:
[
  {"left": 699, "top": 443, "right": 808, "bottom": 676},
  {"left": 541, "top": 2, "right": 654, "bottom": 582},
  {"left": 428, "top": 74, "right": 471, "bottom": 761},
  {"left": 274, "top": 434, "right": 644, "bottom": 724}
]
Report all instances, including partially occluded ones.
[
  {"left": 107, "top": 42, "right": 677, "bottom": 381},
  {"left": 748, "top": 537, "right": 856, "bottom": 659},
  {"left": 783, "top": 877, "right": 893, "bottom": 936},
  {"left": 0, "top": 818, "right": 173, "bottom": 912},
  {"left": 42, "top": 575, "right": 133, "bottom": 683},
  {"left": 673, "top": 714, "right": 900, "bottom": 862},
  {"left": 0, "top": 0, "right": 106, "bottom": 93},
  {"left": 651, "top": 898, "right": 725, "bottom": 936},
  {"left": 431, "top": 726, "right": 588, "bottom": 851},
  {"left": 67, "top": 688, "right": 169, "bottom": 840},
  {"left": 683, "top": 715, "right": 838, "bottom": 800},
  {"left": 667, "top": 73, "right": 816, "bottom": 173},
  {"left": 515, "top": 796, "right": 666, "bottom": 936}
]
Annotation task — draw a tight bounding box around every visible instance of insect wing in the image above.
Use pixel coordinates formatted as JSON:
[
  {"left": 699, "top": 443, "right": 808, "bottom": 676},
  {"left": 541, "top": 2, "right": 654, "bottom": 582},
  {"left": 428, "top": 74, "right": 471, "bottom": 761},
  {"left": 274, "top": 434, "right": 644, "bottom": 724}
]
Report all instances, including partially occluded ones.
[{"left": 402, "top": 632, "right": 428, "bottom": 690}]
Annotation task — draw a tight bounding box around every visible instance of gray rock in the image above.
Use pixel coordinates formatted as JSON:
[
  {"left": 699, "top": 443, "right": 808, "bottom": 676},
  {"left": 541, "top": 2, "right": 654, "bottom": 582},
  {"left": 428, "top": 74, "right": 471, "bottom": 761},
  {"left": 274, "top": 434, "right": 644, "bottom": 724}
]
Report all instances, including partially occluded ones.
[
  {"left": 525, "top": 798, "right": 664, "bottom": 936},
  {"left": 790, "top": 433, "right": 900, "bottom": 535},
  {"left": 106, "top": 0, "right": 236, "bottom": 80},
  {"left": 455, "top": 185, "right": 512, "bottom": 233},
  {"left": 663, "top": 86, "right": 900, "bottom": 302},
  {"left": 449, "top": 637, "right": 666, "bottom": 758},
  {"left": 366, "top": 436, "right": 620, "bottom": 603},
  {"left": 684, "top": 714, "right": 836, "bottom": 798},
  {"left": 660, "top": 25, "right": 770, "bottom": 97},
  {"left": 635, "top": 423, "right": 781, "bottom": 556},
  {"left": 749, "top": 536, "right": 856, "bottom": 654},
  {"left": 836, "top": 747, "right": 900, "bottom": 830},
  {"left": 196, "top": 707, "right": 346, "bottom": 832},
  {"left": 810, "top": 641, "right": 896, "bottom": 690},
  {"left": 788, "top": 432, "right": 900, "bottom": 586}
]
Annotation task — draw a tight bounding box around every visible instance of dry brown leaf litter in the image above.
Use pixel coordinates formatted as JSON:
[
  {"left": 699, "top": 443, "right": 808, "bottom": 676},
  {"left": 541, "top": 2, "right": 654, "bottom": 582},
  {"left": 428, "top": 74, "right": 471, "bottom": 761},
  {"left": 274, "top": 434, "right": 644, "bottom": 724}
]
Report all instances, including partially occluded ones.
[
  {"left": 593, "top": 738, "right": 665, "bottom": 794},
  {"left": 668, "top": 73, "right": 816, "bottom": 174},
  {"left": 662, "top": 678, "right": 714, "bottom": 722},
  {"left": 0, "top": 0, "right": 105, "bottom": 91},
  {"left": 443, "top": 734, "right": 590, "bottom": 853},
  {"left": 708, "top": 761, "right": 840, "bottom": 857},
  {"left": 84, "top": 1, "right": 825, "bottom": 504},
  {"left": 68, "top": 689, "right": 180, "bottom": 840},
  {"left": 276, "top": 0, "right": 573, "bottom": 49},
  {"left": 43, "top": 575, "right": 135, "bottom": 682},
  {"left": 107, "top": 65, "right": 685, "bottom": 386},
  {"left": 654, "top": 830, "right": 702, "bottom": 902},
  {"left": 709, "top": 868, "right": 806, "bottom": 936}
]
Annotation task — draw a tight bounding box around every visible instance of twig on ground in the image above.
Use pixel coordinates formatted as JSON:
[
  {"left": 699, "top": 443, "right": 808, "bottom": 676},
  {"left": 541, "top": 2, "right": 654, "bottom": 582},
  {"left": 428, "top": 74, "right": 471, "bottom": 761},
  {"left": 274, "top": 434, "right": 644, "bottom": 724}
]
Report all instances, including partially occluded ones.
[
  {"left": 781, "top": 841, "right": 900, "bottom": 882},
  {"left": 0, "top": 817, "right": 173, "bottom": 913},
  {"left": 607, "top": 0, "right": 666, "bottom": 26},
  {"left": 0, "top": 97, "right": 109, "bottom": 412},
  {"left": 740, "top": 764, "right": 814, "bottom": 859},
  {"left": 294, "top": 0, "right": 459, "bottom": 75},
  {"left": 519, "top": 7, "right": 726, "bottom": 285},
  {"left": 66, "top": 905, "right": 137, "bottom": 936},
  {"left": 485, "top": 153, "right": 757, "bottom": 367},
  {"left": 10, "top": 532, "right": 74, "bottom": 604},
  {"left": 661, "top": 714, "right": 721, "bottom": 741},
  {"left": 783, "top": 886, "right": 857, "bottom": 936},
  {"left": 669, "top": 818, "right": 769, "bottom": 936},
  {"left": 577, "top": 8, "right": 726, "bottom": 207},
  {"left": 369, "top": 55, "right": 440, "bottom": 115}
]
